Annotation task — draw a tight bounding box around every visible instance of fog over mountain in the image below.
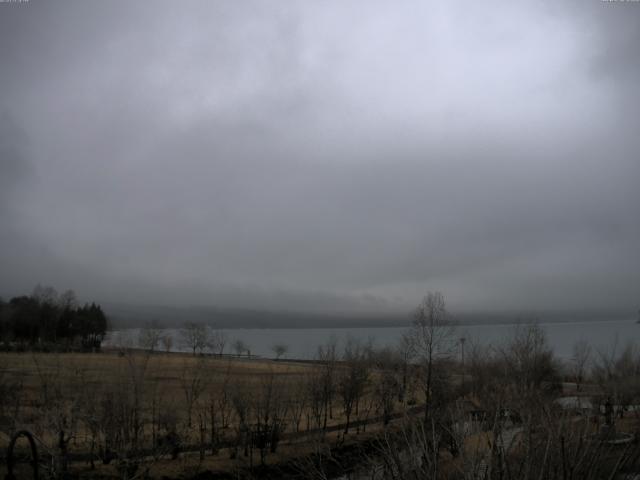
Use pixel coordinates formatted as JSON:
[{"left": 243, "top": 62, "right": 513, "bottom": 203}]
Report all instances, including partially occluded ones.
[{"left": 1, "top": 1, "right": 639, "bottom": 319}]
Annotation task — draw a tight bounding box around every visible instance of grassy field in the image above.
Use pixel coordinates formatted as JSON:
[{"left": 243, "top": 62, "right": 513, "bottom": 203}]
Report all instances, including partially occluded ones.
[
  {"left": 3, "top": 348, "right": 639, "bottom": 479},
  {"left": 0, "top": 350, "right": 405, "bottom": 479},
  {"left": 0, "top": 349, "right": 313, "bottom": 405}
]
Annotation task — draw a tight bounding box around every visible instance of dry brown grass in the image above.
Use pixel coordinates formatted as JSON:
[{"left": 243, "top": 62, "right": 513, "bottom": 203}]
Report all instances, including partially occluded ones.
[
  {"left": 1, "top": 350, "right": 311, "bottom": 387},
  {"left": 1, "top": 350, "right": 401, "bottom": 478},
  {"left": 0, "top": 352, "right": 317, "bottom": 476},
  {"left": 1, "top": 351, "right": 312, "bottom": 418},
  {"left": 0, "top": 350, "right": 314, "bottom": 416}
]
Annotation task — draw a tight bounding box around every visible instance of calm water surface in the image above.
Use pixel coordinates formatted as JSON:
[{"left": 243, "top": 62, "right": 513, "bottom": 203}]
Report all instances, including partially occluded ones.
[{"left": 105, "top": 319, "right": 639, "bottom": 360}]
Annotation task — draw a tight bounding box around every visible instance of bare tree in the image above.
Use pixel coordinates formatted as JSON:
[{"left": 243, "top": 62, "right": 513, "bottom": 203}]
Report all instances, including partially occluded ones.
[
  {"left": 32, "top": 284, "right": 59, "bottom": 305},
  {"left": 233, "top": 339, "right": 248, "bottom": 357},
  {"left": 32, "top": 284, "right": 60, "bottom": 343},
  {"left": 161, "top": 333, "right": 173, "bottom": 353},
  {"left": 217, "top": 362, "right": 235, "bottom": 431},
  {"left": 31, "top": 354, "right": 77, "bottom": 478},
  {"left": 181, "top": 322, "right": 209, "bottom": 356},
  {"left": 500, "top": 323, "right": 559, "bottom": 395},
  {"left": 58, "top": 289, "right": 78, "bottom": 310},
  {"left": 338, "top": 337, "right": 370, "bottom": 433},
  {"left": 77, "top": 366, "right": 102, "bottom": 470},
  {"left": 412, "top": 291, "right": 456, "bottom": 421},
  {"left": 180, "top": 357, "right": 208, "bottom": 428},
  {"left": 371, "top": 348, "right": 400, "bottom": 425},
  {"left": 289, "top": 374, "right": 308, "bottom": 433},
  {"left": 138, "top": 320, "right": 163, "bottom": 353},
  {"left": 202, "top": 361, "right": 234, "bottom": 456},
  {"left": 396, "top": 332, "right": 416, "bottom": 404},
  {"left": 250, "top": 369, "right": 289, "bottom": 465},
  {"left": 317, "top": 337, "right": 338, "bottom": 429},
  {"left": 369, "top": 394, "right": 640, "bottom": 480},
  {"left": 570, "top": 339, "right": 592, "bottom": 392},
  {"left": 593, "top": 341, "right": 640, "bottom": 418},
  {"left": 230, "top": 380, "right": 252, "bottom": 460},
  {"left": 306, "top": 369, "right": 326, "bottom": 432},
  {"left": 209, "top": 328, "right": 227, "bottom": 356},
  {"left": 0, "top": 364, "right": 24, "bottom": 438},
  {"left": 271, "top": 343, "right": 288, "bottom": 360},
  {"left": 92, "top": 350, "right": 154, "bottom": 479}
]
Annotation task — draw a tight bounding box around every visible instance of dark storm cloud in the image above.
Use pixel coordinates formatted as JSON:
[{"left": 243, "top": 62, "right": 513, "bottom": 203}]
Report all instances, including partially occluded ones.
[{"left": 0, "top": 0, "right": 638, "bottom": 314}]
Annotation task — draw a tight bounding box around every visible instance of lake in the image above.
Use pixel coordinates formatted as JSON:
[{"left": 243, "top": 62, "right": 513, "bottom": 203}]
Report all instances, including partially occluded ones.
[{"left": 104, "top": 318, "right": 639, "bottom": 360}]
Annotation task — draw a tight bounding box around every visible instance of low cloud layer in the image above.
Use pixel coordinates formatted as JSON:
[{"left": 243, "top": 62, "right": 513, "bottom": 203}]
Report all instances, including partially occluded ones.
[{"left": 1, "top": 1, "right": 639, "bottom": 315}]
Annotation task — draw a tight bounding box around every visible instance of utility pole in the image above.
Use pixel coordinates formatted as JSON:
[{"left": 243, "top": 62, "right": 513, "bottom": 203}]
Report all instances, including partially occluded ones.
[{"left": 460, "top": 337, "right": 466, "bottom": 394}]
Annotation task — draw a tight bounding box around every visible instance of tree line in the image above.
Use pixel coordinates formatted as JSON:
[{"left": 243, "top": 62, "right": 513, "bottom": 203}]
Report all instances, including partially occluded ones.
[{"left": 0, "top": 284, "right": 108, "bottom": 351}]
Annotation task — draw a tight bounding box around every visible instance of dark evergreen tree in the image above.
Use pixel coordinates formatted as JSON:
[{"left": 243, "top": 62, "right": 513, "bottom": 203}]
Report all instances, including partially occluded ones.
[{"left": 1, "top": 286, "right": 108, "bottom": 350}]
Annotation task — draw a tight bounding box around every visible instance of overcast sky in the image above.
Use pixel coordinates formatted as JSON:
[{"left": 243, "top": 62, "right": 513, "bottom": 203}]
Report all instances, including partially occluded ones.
[{"left": 1, "top": 0, "right": 639, "bottom": 315}]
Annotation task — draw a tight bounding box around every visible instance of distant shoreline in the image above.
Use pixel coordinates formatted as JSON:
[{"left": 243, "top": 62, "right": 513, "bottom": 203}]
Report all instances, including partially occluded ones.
[
  {"left": 108, "top": 316, "right": 636, "bottom": 331},
  {"left": 104, "top": 301, "right": 635, "bottom": 330}
]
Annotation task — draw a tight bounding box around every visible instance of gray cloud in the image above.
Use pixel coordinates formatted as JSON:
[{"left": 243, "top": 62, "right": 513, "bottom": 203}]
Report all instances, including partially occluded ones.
[{"left": 1, "top": 0, "right": 638, "bottom": 315}]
